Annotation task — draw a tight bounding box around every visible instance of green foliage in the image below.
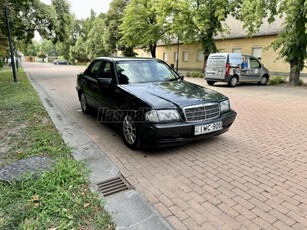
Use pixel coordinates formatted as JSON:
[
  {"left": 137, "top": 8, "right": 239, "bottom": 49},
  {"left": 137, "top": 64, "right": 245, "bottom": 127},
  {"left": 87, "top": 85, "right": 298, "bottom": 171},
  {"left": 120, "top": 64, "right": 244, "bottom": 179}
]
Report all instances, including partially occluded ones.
[
  {"left": 0, "top": 68, "right": 115, "bottom": 229},
  {"left": 23, "top": 41, "right": 39, "bottom": 56},
  {"left": 86, "top": 17, "right": 109, "bottom": 59},
  {"left": 120, "top": 0, "right": 164, "bottom": 57},
  {"left": 237, "top": 0, "right": 307, "bottom": 86},
  {"left": 186, "top": 71, "right": 203, "bottom": 78},
  {"left": 69, "top": 12, "right": 106, "bottom": 62},
  {"left": 157, "top": 0, "right": 229, "bottom": 60},
  {"left": 268, "top": 75, "right": 287, "bottom": 85},
  {"left": 69, "top": 36, "right": 89, "bottom": 62},
  {"left": 104, "top": 0, "right": 135, "bottom": 56},
  {"left": 298, "top": 79, "right": 304, "bottom": 86}
]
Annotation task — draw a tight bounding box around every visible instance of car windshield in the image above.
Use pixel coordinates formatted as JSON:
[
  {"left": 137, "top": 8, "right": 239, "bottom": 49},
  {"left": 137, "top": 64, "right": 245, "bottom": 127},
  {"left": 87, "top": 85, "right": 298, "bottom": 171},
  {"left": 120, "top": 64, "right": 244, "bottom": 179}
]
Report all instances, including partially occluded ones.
[{"left": 115, "top": 60, "right": 179, "bottom": 84}]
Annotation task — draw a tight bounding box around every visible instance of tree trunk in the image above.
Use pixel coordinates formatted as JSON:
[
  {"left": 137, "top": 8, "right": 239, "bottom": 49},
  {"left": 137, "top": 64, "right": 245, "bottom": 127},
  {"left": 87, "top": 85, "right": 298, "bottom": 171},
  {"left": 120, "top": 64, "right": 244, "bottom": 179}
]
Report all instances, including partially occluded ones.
[
  {"left": 289, "top": 59, "right": 300, "bottom": 86},
  {"left": 150, "top": 44, "right": 156, "bottom": 58}
]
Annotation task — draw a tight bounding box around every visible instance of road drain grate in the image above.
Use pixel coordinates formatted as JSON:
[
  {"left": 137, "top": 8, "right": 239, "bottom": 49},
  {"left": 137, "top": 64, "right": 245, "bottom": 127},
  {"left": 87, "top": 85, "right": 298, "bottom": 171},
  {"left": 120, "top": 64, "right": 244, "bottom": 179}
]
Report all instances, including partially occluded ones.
[{"left": 97, "top": 175, "right": 132, "bottom": 197}]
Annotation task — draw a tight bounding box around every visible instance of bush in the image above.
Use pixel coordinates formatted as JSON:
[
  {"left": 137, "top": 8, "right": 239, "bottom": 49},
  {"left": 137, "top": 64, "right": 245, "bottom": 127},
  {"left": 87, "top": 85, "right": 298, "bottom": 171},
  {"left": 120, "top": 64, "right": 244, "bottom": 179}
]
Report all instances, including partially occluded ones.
[
  {"left": 268, "top": 75, "right": 287, "bottom": 85},
  {"left": 186, "top": 71, "right": 203, "bottom": 78}
]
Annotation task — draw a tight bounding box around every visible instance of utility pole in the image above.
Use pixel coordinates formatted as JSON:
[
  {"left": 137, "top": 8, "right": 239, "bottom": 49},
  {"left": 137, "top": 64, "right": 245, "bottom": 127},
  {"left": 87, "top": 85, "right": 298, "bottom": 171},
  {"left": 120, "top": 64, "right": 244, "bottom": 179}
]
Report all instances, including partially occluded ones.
[
  {"left": 176, "top": 37, "right": 179, "bottom": 72},
  {"left": 5, "top": 6, "right": 17, "bottom": 82}
]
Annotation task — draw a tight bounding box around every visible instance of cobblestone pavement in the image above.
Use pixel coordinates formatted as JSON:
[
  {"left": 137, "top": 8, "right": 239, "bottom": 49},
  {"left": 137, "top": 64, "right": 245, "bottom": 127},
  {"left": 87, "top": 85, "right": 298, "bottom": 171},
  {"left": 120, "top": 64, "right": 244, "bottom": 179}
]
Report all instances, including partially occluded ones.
[{"left": 25, "top": 62, "right": 307, "bottom": 230}]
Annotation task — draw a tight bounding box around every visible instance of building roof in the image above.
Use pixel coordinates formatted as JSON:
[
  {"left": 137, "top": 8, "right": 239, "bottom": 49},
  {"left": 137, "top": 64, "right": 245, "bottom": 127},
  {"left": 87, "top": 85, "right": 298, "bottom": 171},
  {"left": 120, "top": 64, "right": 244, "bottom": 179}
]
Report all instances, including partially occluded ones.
[
  {"left": 156, "top": 16, "right": 284, "bottom": 46},
  {"left": 215, "top": 16, "right": 284, "bottom": 40}
]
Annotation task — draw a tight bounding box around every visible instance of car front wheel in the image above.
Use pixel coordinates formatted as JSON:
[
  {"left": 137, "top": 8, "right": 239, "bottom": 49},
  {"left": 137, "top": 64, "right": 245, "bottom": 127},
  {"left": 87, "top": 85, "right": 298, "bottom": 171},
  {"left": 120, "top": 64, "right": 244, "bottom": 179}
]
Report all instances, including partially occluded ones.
[{"left": 122, "top": 115, "right": 140, "bottom": 150}]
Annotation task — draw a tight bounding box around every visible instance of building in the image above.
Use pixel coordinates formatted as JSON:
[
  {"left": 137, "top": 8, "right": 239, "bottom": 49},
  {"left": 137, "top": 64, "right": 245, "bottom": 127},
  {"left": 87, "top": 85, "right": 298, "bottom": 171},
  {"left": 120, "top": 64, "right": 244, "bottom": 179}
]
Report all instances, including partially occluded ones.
[{"left": 134, "top": 16, "right": 307, "bottom": 75}]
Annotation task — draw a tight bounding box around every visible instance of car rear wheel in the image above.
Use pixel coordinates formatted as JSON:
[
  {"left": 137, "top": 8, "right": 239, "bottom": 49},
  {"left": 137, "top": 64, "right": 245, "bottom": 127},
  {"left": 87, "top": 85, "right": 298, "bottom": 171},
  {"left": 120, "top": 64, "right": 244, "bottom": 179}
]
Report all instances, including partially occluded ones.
[
  {"left": 80, "top": 92, "right": 90, "bottom": 114},
  {"left": 228, "top": 76, "right": 238, "bottom": 87},
  {"left": 259, "top": 75, "right": 268, "bottom": 85},
  {"left": 207, "top": 80, "right": 216, "bottom": 86},
  {"left": 122, "top": 115, "right": 140, "bottom": 150}
]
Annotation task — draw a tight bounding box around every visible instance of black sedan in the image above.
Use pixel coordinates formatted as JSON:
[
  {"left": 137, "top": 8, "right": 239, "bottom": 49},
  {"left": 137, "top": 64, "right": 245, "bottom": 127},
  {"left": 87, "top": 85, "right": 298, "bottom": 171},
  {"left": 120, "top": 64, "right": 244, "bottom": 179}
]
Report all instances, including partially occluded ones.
[{"left": 76, "top": 57, "right": 236, "bottom": 150}]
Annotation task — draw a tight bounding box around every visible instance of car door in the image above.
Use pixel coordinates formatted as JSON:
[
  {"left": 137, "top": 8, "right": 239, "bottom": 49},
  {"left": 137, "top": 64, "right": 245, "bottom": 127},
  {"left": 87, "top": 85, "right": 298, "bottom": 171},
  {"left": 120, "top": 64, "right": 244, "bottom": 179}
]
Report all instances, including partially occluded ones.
[
  {"left": 240, "top": 55, "right": 252, "bottom": 82},
  {"left": 248, "top": 57, "right": 262, "bottom": 82},
  {"left": 94, "top": 61, "right": 120, "bottom": 110},
  {"left": 240, "top": 56, "right": 261, "bottom": 82},
  {"left": 81, "top": 60, "right": 102, "bottom": 108}
]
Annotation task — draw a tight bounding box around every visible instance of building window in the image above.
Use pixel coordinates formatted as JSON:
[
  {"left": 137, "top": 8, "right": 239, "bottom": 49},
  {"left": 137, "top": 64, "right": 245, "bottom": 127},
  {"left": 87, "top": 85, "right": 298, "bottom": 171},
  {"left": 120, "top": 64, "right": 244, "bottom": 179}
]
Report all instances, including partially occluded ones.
[
  {"left": 163, "top": 52, "right": 168, "bottom": 62},
  {"left": 173, "top": 51, "right": 178, "bottom": 62},
  {"left": 232, "top": 47, "right": 242, "bottom": 53},
  {"left": 183, "top": 51, "right": 189, "bottom": 62},
  {"left": 197, "top": 50, "right": 204, "bottom": 62},
  {"left": 252, "top": 47, "right": 263, "bottom": 59}
]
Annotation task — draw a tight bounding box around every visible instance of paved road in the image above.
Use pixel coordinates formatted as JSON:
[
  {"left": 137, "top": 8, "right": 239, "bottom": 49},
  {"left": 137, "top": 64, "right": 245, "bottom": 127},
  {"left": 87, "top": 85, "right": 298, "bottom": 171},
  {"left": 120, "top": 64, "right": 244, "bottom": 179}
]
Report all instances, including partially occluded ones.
[{"left": 24, "top": 62, "right": 307, "bottom": 230}]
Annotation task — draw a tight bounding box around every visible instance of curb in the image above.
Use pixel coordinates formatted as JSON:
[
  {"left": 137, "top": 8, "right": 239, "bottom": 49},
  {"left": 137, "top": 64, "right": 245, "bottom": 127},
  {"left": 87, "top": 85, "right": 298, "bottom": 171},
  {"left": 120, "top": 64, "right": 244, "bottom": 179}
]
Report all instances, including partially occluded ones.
[{"left": 25, "top": 69, "right": 173, "bottom": 230}]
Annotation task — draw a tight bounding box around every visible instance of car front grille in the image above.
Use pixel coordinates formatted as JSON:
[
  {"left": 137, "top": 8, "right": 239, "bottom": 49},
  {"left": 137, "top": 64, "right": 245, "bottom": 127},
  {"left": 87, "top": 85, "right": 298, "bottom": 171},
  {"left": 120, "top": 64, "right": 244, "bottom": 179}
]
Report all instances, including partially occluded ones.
[{"left": 183, "top": 103, "right": 220, "bottom": 122}]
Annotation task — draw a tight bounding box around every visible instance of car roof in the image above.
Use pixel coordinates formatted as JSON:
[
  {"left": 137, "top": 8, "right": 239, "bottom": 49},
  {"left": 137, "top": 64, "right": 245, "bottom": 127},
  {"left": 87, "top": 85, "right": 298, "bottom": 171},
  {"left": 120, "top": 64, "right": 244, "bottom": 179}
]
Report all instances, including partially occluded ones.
[
  {"left": 94, "top": 57, "right": 158, "bottom": 62},
  {"left": 209, "top": 53, "right": 255, "bottom": 57}
]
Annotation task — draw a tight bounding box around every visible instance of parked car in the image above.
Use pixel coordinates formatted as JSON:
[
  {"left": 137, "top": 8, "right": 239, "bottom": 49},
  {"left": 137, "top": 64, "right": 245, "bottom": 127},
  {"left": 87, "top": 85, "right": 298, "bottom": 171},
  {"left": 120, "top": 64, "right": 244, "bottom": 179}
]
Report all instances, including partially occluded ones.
[
  {"left": 53, "top": 60, "right": 69, "bottom": 65},
  {"left": 76, "top": 57, "right": 237, "bottom": 150},
  {"left": 205, "top": 53, "right": 270, "bottom": 87}
]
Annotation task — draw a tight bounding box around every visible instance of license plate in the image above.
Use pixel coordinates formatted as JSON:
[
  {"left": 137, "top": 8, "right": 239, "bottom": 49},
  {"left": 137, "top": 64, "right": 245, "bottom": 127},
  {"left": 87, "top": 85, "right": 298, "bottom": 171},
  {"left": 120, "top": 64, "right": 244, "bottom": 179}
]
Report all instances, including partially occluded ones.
[{"left": 194, "top": 121, "right": 222, "bottom": 135}]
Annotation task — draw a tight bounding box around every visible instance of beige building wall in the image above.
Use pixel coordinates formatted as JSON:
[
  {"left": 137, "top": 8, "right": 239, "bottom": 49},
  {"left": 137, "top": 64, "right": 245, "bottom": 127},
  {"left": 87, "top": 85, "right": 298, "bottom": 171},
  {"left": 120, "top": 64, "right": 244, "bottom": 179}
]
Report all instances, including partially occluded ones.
[{"left": 134, "top": 35, "right": 307, "bottom": 74}]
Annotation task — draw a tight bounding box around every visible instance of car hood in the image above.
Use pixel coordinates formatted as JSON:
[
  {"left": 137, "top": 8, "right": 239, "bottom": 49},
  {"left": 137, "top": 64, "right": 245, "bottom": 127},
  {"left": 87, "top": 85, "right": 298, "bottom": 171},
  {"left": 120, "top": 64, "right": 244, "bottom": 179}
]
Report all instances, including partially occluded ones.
[{"left": 119, "top": 80, "right": 227, "bottom": 109}]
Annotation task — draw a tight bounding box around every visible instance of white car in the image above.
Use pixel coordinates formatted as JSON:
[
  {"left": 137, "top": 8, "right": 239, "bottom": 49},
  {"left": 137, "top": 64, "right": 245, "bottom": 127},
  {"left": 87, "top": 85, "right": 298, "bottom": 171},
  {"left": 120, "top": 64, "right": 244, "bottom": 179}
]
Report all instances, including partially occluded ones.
[{"left": 205, "top": 53, "right": 270, "bottom": 87}]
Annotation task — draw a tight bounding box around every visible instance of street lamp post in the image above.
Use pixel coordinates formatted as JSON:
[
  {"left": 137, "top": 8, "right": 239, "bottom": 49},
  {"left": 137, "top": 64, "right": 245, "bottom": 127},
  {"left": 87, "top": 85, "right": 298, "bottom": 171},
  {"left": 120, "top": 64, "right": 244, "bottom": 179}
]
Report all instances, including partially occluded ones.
[
  {"left": 4, "top": 6, "right": 17, "bottom": 82},
  {"left": 176, "top": 37, "right": 179, "bottom": 72}
]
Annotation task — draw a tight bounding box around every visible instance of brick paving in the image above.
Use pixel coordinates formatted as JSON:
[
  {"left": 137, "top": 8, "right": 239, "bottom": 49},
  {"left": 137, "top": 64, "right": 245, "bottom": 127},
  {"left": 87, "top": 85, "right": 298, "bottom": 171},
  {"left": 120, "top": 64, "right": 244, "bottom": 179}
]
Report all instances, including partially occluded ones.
[{"left": 25, "top": 62, "right": 307, "bottom": 230}]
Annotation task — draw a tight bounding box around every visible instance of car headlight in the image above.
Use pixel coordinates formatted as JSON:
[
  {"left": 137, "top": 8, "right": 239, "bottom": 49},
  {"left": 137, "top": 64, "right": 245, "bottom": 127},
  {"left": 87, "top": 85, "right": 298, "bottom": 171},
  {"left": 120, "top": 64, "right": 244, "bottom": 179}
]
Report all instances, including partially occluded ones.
[
  {"left": 220, "top": 100, "right": 230, "bottom": 113},
  {"left": 145, "top": 109, "right": 180, "bottom": 122}
]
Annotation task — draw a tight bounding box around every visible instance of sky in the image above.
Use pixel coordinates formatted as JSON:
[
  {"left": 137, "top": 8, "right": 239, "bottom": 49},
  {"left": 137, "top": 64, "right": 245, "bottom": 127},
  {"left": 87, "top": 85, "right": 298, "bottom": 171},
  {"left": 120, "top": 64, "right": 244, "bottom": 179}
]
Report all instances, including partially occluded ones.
[{"left": 41, "top": 0, "right": 112, "bottom": 19}]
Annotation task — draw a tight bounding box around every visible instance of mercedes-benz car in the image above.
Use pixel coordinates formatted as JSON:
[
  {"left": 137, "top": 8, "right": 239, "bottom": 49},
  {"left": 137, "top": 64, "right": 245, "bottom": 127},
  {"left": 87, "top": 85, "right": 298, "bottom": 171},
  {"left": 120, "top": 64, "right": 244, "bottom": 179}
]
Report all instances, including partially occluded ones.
[{"left": 76, "top": 57, "right": 237, "bottom": 150}]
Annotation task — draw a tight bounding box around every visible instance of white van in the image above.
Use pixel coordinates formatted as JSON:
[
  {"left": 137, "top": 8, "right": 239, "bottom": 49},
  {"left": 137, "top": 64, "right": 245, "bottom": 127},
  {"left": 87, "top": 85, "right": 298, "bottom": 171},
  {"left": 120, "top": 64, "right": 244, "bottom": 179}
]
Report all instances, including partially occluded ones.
[{"left": 205, "top": 53, "right": 270, "bottom": 87}]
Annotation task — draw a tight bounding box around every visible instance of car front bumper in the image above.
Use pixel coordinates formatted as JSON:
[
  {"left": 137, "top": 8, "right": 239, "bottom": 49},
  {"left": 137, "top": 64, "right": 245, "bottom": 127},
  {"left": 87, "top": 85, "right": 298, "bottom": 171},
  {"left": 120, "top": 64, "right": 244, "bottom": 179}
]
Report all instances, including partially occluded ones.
[{"left": 139, "top": 110, "right": 237, "bottom": 147}]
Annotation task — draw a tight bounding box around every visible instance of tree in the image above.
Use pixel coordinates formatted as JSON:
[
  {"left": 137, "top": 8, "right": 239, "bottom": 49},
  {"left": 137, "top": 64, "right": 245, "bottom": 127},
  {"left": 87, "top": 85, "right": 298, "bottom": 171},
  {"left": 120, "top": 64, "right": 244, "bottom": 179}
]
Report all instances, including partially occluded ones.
[
  {"left": 236, "top": 0, "right": 307, "bottom": 86},
  {"left": 37, "top": 50, "right": 47, "bottom": 62},
  {"left": 24, "top": 40, "right": 39, "bottom": 56},
  {"left": 0, "top": 0, "right": 74, "bottom": 60},
  {"left": 49, "top": 0, "right": 72, "bottom": 43},
  {"left": 68, "top": 10, "right": 98, "bottom": 62},
  {"left": 86, "top": 16, "right": 109, "bottom": 59},
  {"left": 120, "top": 0, "right": 165, "bottom": 57},
  {"left": 0, "top": 0, "right": 68, "bottom": 44},
  {"left": 104, "top": 0, "right": 135, "bottom": 56},
  {"left": 158, "top": 0, "right": 229, "bottom": 65},
  {"left": 69, "top": 36, "right": 88, "bottom": 62}
]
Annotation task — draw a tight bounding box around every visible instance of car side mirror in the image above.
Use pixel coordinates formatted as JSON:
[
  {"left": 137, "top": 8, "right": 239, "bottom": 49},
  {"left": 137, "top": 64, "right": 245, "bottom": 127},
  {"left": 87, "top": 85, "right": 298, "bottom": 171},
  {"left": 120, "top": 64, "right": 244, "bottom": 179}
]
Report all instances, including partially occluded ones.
[
  {"left": 97, "top": 78, "right": 112, "bottom": 87},
  {"left": 179, "top": 75, "right": 184, "bottom": 80}
]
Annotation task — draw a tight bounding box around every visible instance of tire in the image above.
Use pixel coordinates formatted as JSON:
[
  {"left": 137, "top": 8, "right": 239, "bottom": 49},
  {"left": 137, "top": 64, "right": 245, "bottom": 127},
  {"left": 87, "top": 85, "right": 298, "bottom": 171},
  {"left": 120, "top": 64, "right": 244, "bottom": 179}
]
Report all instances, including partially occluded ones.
[
  {"left": 207, "top": 80, "right": 215, "bottom": 86},
  {"left": 259, "top": 75, "right": 268, "bottom": 85},
  {"left": 228, "top": 76, "right": 238, "bottom": 87},
  {"left": 122, "top": 114, "right": 141, "bottom": 150},
  {"left": 80, "top": 92, "right": 90, "bottom": 114}
]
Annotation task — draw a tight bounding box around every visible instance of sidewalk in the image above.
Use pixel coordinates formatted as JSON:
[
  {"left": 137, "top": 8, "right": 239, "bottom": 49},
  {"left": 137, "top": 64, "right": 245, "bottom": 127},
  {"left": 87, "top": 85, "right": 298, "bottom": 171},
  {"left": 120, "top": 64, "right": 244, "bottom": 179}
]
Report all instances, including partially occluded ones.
[{"left": 25, "top": 65, "right": 173, "bottom": 230}]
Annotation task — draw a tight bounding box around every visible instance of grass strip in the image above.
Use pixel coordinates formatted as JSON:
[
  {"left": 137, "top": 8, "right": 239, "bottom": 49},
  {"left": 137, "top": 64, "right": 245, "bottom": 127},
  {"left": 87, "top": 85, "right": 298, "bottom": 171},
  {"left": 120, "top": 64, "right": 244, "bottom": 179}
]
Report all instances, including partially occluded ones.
[{"left": 0, "top": 67, "right": 115, "bottom": 229}]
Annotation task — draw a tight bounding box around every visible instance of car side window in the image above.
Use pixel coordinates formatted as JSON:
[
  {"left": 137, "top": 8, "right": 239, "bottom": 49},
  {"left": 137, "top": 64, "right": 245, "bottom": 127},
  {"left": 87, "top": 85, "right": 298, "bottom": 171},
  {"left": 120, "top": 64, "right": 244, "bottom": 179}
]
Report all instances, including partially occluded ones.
[
  {"left": 98, "top": 61, "right": 113, "bottom": 79},
  {"left": 85, "top": 60, "right": 102, "bottom": 78},
  {"left": 249, "top": 58, "right": 261, "bottom": 69}
]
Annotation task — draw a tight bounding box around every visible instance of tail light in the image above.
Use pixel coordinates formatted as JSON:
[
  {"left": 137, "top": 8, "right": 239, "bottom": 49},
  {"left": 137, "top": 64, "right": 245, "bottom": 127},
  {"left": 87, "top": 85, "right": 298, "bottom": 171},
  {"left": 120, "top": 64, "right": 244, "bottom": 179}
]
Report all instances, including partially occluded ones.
[{"left": 225, "top": 63, "right": 230, "bottom": 75}]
